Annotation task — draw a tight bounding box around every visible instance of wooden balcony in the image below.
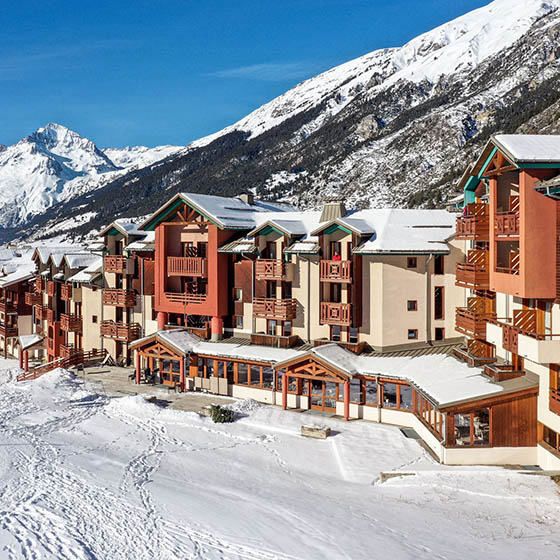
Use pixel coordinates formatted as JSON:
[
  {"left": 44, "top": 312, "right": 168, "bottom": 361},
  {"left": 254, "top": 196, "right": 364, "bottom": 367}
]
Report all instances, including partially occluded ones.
[
  {"left": 484, "top": 363, "right": 524, "bottom": 382},
  {"left": 495, "top": 212, "right": 519, "bottom": 237},
  {"left": 496, "top": 250, "right": 519, "bottom": 275},
  {"left": 550, "top": 389, "right": 560, "bottom": 416},
  {"left": 25, "top": 292, "right": 42, "bottom": 306},
  {"left": 251, "top": 333, "right": 300, "bottom": 348},
  {"left": 314, "top": 339, "right": 368, "bottom": 354},
  {"left": 61, "top": 283, "right": 72, "bottom": 301},
  {"left": 103, "top": 289, "right": 137, "bottom": 307},
  {"left": 455, "top": 203, "right": 489, "bottom": 240},
  {"left": 455, "top": 250, "right": 489, "bottom": 288},
  {"left": 253, "top": 298, "right": 297, "bottom": 320},
  {"left": 455, "top": 296, "right": 495, "bottom": 339},
  {"left": 104, "top": 255, "right": 130, "bottom": 274},
  {"left": 0, "top": 300, "right": 16, "bottom": 314},
  {"left": 47, "top": 281, "right": 56, "bottom": 298},
  {"left": 320, "top": 302, "right": 352, "bottom": 326},
  {"left": 35, "top": 305, "right": 47, "bottom": 321},
  {"left": 60, "top": 313, "right": 82, "bottom": 333},
  {"left": 320, "top": 260, "right": 352, "bottom": 283},
  {"left": 100, "top": 320, "right": 141, "bottom": 342},
  {"left": 47, "top": 308, "right": 55, "bottom": 323},
  {"left": 167, "top": 256, "right": 207, "bottom": 277},
  {"left": 453, "top": 339, "right": 496, "bottom": 367},
  {"left": 35, "top": 276, "right": 45, "bottom": 294},
  {"left": 163, "top": 292, "right": 207, "bottom": 305},
  {"left": 60, "top": 344, "right": 81, "bottom": 358},
  {"left": 0, "top": 324, "right": 18, "bottom": 338},
  {"left": 255, "top": 259, "right": 286, "bottom": 281}
]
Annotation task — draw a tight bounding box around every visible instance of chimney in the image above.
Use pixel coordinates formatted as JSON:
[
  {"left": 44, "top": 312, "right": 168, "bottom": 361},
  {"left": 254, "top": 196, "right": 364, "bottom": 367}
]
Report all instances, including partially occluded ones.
[
  {"left": 320, "top": 198, "right": 347, "bottom": 222},
  {"left": 238, "top": 192, "right": 255, "bottom": 205}
]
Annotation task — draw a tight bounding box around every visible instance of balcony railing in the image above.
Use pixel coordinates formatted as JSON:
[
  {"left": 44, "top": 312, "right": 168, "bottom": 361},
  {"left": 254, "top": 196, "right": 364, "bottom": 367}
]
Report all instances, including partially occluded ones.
[
  {"left": 35, "top": 305, "right": 47, "bottom": 321},
  {"left": 25, "top": 292, "right": 42, "bottom": 306},
  {"left": 484, "top": 363, "right": 524, "bottom": 382},
  {"left": 253, "top": 298, "right": 297, "bottom": 320},
  {"left": 61, "top": 284, "right": 72, "bottom": 301},
  {"left": 47, "top": 308, "right": 55, "bottom": 323},
  {"left": 455, "top": 203, "right": 489, "bottom": 240},
  {"left": 104, "top": 255, "right": 129, "bottom": 274},
  {"left": 35, "top": 276, "right": 45, "bottom": 294},
  {"left": 455, "top": 250, "right": 489, "bottom": 288},
  {"left": 255, "top": 259, "right": 286, "bottom": 280},
  {"left": 0, "top": 324, "right": 18, "bottom": 338},
  {"left": 163, "top": 292, "right": 207, "bottom": 305},
  {"left": 47, "top": 281, "right": 56, "bottom": 298},
  {"left": 100, "top": 320, "right": 142, "bottom": 342},
  {"left": 60, "top": 313, "right": 82, "bottom": 333},
  {"left": 320, "top": 260, "right": 352, "bottom": 283},
  {"left": 496, "top": 250, "right": 520, "bottom": 275},
  {"left": 550, "top": 389, "right": 560, "bottom": 416},
  {"left": 0, "top": 300, "right": 16, "bottom": 313},
  {"left": 103, "top": 289, "right": 137, "bottom": 307},
  {"left": 495, "top": 212, "right": 519, "bottom": 237},
  {"left": 60, "top": 344, "right": 81, "bottom": 358},
  {"left": 320, "top": 302, "right": 352, "bottom": 326},
  {"left": 455, "top": 303, "right": 496, "bottom": 339},
  {"left": 167, "top": 257, "right": 207, "bottom": 277}
]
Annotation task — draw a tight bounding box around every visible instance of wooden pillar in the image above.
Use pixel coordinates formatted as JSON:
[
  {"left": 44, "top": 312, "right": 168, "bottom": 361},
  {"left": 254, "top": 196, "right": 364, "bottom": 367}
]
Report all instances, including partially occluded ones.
[
  {"left": 344, "top": 380, "right": 350, "bottom": 421},
  {"left": 24, "top": 351, "right": 29, "bottom": 373},
  {"left": 282, "top": 373, "right": 288, "bottom": 410},
  {"left": 135, "top": 351, "right": 141, "bottom": 384},
  {"left": 180, "top": 357, "right": 185, "bottom": 392},
  {"left": 19, "top": 346, "right": 23, "bottom": 369},
  {"left": 157, "top": 312, "right": 168, "bottom": 330}
]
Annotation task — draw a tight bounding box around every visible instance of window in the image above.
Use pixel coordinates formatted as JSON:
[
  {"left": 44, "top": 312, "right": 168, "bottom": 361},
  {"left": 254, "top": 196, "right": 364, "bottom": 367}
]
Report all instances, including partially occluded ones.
[
  {"left": 263, "top": 366, "right": 274, "bottom": 389},
  {"left": 282, "top": 282, "right": 292, "bottom": 299},
  {"left": 435, "top": 327, "right": 445, "bottom": 341},
  {"left": 400, "top": 385, "right": 413, "bottom": 410},
  {"left": 542, "top": 424, "right": 560, "bottom": 452},
  {"left": 92, "top": 315, "right": 98, "bottom": 324},
  {"left": 434, "top": 286, "right": 444, "bottom": 320},
  {"left": 235, "top": 315, "right": 244, "bottom": 329},
  {"left": 382, "top": 383, "right": 398, "bottom": 408},
  {"left": 407, "top": 300, "right": 417, "bottom": 312},
  {"left": 233, "top": 288, "right": 242, "bottom": 301},
  {"left": 434, "top": 255, "right": 444, "bottom": 275},
  {"left": 408, "top": 329, "right": 418, "bottom": 340},
  {"left": 267, "top": 320, "right": 277, "bottom": 336},
  {"left": 349, "top": 327, "right": 359, "bottom": 344},
  {"left": 283, "top": 321, "right": 292, "bottom": 336},
  {"left": 365, "top": 379, "right": 378, "bottom": 406},
  {"left": 331, "top": 325, "right": 341, "bottom": 342},
  {"left": 452, "top": 409, "right": 490, "bottom": 446},
  {"left": 249, "top": 365, "right": 261, "bottom": 387},
  {"left": 349, "top": 379, "right": 362, "bottom": 404},
  {"left": 237, "top": 363, "right": 248, "bottom": 385},
  {"left": 407, "top": 257, "right": 417, "bottom": 269}
]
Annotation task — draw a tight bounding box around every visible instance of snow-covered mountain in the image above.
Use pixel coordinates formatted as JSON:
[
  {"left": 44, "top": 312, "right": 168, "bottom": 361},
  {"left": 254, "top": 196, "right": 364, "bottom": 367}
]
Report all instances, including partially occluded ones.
[
  {"left": 0, "top": 123, "right": 185, "bottom": 229},
  {"left": 7, "top": 0, "right": 560, "bottom": 242}
]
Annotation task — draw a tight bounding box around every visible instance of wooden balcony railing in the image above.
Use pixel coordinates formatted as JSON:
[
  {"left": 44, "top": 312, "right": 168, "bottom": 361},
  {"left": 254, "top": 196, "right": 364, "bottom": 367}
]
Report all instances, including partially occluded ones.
[
  {"left": 467, "top": 339, "right": 495, "bottom": 359},
  {"left": 167, "top": 257, "right": 207, "bottom": 277},
  {"left": 496, "top": 250, "right": 520, "bottom": 275},
  {"left": 502, "top": 324, "right": 519, "bottom": 354},
  {"left": 455, "top": 308, "right": 495, "bottom": 339},
  {"left": 320, "top": 302, "right": 352, "bottom": 326},
  {"left": 60, "top": 314, "right": 82, "bottom": 333},
  {"left": 163, "top": 292, "right": 207, "bottom": 305},
  {"left": 251, "top": 333, "right": 300, "bottom": 348},
  {"left": 484, "top": 363, "right": 524, "bottom": 382},
  {"left": 489, "top": 310, "right": 545, "bottom": 354},
  {"left": 25, "top": 292, "right": 42, "bottom": 306},
  {"left": 60, "top": 344, "right": 81, "bottom": 358},
  {"left": 104, "top": 255, "right": 129, "bottom": 274},
  {"left": 46, "top": 308, "right": 55, "bottom": 323},
  {"left": 550, "top": 389, "right": 560, "bottom": 416},
  {"left": 455, "top": 203, "right": 489, "bottom": 240},
  {"left": 253, "top": 298, "right": 297, "bottom": 320},
  {"left": 61, "top": 284, "right": 72, "bottom": 301},
  {"left": 0, "top": 324, "right": 18, "bottom": 338},
  {"left": 35, "top": 276, "right": 45, "bottom": 294},
  {"left": 255, "top": 259, "right": 286, "bottom": 280},
  {"left": 103, "top": 289, "right": 137, "bottom": 307},
  {"left": 35, "top": 305, "right": 47, "bottom": 321},
  {"left": 320, "top": 260, "right": 352, "bottom": 283},
  {"left": 455, "top": 249, "right": 489, "bottom": 288},
  {"left": 495, "top": 212, "right": 519, "bottom": 237},
  {"left": 47, "top": 281, "right": 56, "bottom": 298},
  {"left": 0, "top": 300, "right": 16, "bottom": 314},
  {"left": 100, "top": 320, "right": 142, "bottom": 342}
]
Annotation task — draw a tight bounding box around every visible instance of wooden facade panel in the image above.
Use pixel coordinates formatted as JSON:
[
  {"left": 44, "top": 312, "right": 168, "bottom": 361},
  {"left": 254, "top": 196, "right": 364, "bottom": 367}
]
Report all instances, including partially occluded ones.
[
  {"left": 491, "top": 394, "right": 537, "bottom": 447},
  {"left": 234, "top": 260, "right": 253, "bottom": 303}
]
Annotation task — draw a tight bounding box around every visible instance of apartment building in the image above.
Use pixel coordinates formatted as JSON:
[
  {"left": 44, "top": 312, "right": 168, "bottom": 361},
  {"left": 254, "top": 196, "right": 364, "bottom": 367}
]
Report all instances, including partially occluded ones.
[{"left": 454, "top": 134, "right": 560, "bottom": 469}]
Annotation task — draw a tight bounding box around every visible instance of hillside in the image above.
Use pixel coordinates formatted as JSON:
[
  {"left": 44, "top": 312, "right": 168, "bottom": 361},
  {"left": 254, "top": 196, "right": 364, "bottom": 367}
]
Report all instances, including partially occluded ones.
[{"left": 5, "top": 0, "right": 560, "bottom": 242}]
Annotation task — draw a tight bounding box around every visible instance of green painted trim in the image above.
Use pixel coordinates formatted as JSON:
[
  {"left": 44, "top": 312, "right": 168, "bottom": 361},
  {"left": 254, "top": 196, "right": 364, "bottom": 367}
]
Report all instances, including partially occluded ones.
[
  {"left": 258, "top": 225, "right": 284, "bottom": 236},
  {"left": 106, "top": 227, "right": 120, "bottom": 236},
  {"left": 479, "top": 147, "right": 498, "bottom": 178},
  {"left": 143, "top": 199, "right": 185, "bottom": 231},
  {"left": 324, "top": 223, "right": 353, "bottom": 235},
  {"left": 517, "top": 163, "right": 560, "bottom": 169}
]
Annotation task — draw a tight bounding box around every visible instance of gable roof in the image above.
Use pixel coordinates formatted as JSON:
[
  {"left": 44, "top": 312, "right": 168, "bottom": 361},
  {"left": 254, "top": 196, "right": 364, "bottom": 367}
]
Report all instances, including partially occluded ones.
[
  {"left": 99, "top": 218, "right": 144, "bottom": 238},
  {"left": 493, "top": 134, "right": 560, "bottom": 164}
]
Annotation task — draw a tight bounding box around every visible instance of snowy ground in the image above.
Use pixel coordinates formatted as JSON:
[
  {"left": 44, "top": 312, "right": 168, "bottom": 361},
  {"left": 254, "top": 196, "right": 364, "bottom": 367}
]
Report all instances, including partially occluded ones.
[{"left": 0, "top": 360, "right": 558, "bottom": 559}]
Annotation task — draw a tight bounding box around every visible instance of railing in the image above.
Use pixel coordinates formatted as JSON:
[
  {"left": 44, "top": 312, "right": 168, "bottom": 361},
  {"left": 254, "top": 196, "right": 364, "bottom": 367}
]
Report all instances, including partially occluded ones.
[
  {"left": 17, "top": 349, "right": 107, "bottom": 382},
  {"left": 102, "top": 289, "right": 137, "bottom": 307},
  {"left": 496, "top": 250, "right": 520, "bottom": 275},
  {"left": 100, "top": 320, "right": 142, "bottom": 342},
  {"left": 320, "top": 260, "right": 352, "bottom": 283},
  {"left": 164, "top": 292, "right": 207, "bottom": 305},
  {"left": 0, "top": 300, "right": 16, "bottom": 313},
  {"left": 455, "top": 203, "right": 489, "bottom": 240},
  {"left": 47, "top": 281, "right": 56, "bottom": 297},
  {"left": 47, "top": 308, "right": 55, "bottom": 323},
  {"left": 456, "top": 250, "right": 489, "bottom": 288},
  {"left": 167, "top": 257, "right": 207, "bottom": 277},
  {"left": 35, "top": 305, "right": 47, "bottom": 321},
  {"left": 314, "top": 339, "right": 368, "bottom": 354},
  {"left": 550, "top": 389, "right": 560, "bottom": 416},
  {"left": 495, "top": 212, "right": 519, "bottom": 236},
  {"left": 320, "top": 302, "right": 352, "bottom": 326},
  {"left": 185, "top": 326, "right": 211, "bottom": 340},
  {"left": 61, "top": 284, "right": 72, "bottom": 301},
  {"left": 467, "top": 338, "right": 495, "bottom": 359},
  {"left": 251, "top": 333, "right": 300, "bottom": 348},
  {"left": 455, "top": 307, "right": 495, "bottom": 339},
  {"left": 255, "top": 259, "right": 285, "bottom": 280},
  {"left": 253, "top": 298, "right": 297, "bottom": 320},
  {"left": 25, "top": 292, "right": 42, "bottom": 306},
  {"left": 60, "top": 344, "right": 81, "bottom": 358},
  {"left": 35, "top": 276, "right": 45, "bottom": 294},
  {"left": 60, "top": 313, "right": 82, "bottom": 333},
  {"left": 104, "top": 255, "right": 129, "bottom": 274},
  {"left": 0, "top": 324, "right": 18, "bottom": 337},
  {"left": 484, "top": 363, "right": 524, "bottom": 382},
  {"left": 502, "top": 324, "right": 519, "bottom": 354}
]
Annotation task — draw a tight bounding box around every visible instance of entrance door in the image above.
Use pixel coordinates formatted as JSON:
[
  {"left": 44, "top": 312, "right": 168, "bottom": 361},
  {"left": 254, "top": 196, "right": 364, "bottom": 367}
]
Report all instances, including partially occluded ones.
[{"left": 310, "top": 380, "right": 337, "bottom": 413}]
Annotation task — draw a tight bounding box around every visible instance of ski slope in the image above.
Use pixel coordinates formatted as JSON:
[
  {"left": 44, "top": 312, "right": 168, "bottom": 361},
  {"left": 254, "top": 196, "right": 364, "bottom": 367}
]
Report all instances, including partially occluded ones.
[{"left": 0, "top": 361, "right": 558, "bottom": 559}]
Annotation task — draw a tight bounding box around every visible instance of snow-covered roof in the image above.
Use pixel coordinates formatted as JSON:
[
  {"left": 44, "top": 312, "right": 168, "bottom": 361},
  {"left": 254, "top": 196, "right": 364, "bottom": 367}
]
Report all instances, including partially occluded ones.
[
  {"left": 284, "top": 241, "right": 320, "bottom": 255},
  {"left": 218, "top": 238, "right": 258, "bottom": 254},
  {"left": 66, "top": 257, "right": 103, "bottom": 283},
  {"left": 124, "top": 231, "right": 156, "bottom": 252},
  {"left": 0, "top": 267, "right": 35, "bottom": 288},
  {"left": 493, "top": 134, "right": 560, "bottom": 164},
  {"left": 63, "top": 253, "right": 100, "bottom": 270},
  {"left": 248, "top": 214, "right": 323, "bottom": 238},
  {"left": 18, "top": 334, "right": 44, "bottom": 351},
  {"left": 32, "top": 246, "right": 85, "bottom": 265},
  {"left": 99, "top": 218, "right": 144, "bottom": 238}
]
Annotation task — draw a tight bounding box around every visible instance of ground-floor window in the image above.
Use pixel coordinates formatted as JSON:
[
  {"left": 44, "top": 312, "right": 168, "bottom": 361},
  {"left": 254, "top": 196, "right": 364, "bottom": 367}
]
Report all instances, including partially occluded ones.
[
  {"left": 541, "top": 424, "right": 560, "bottom": 453},
  {"left": 416, "top": 394, "right": 445, "bottom": 440},
  {"left": 159, "top": 358, "right": 181, "bottom": 385},
  {"left": 449, "top": 408, "right": 490, "bottom": 446}
]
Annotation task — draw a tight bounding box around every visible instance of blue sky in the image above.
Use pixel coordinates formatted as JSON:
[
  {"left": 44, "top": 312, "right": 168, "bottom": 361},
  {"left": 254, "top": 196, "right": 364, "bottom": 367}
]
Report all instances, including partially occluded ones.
[{"left": 1, "top": 0, "right": 488, "bottom": 148}]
